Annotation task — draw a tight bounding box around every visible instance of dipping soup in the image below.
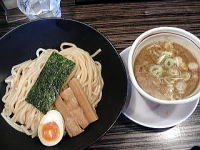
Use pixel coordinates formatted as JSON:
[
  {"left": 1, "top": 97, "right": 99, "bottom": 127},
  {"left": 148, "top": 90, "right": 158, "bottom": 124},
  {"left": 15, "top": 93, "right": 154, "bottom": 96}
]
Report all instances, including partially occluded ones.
[{"left": 134, "top": 41, "right": 200, "bottom": 100}]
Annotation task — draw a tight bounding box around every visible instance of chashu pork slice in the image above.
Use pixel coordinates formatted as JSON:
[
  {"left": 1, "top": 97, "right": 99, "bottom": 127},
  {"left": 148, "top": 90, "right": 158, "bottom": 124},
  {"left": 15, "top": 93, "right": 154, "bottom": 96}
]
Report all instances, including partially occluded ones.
[
  {"left": 68, "top": 78, "right": 98, "bottom": 123},
  {"left": 55, "top": 96, "right": 83, "bottom": 137},
  {"left": 60, "top": 88, "right": 89, "bottom": 129}
]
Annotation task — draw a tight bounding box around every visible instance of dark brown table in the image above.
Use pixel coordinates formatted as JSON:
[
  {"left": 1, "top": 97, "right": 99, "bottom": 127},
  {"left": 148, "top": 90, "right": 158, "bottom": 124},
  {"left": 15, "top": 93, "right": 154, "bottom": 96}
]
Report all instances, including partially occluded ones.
[{"left": 0, "top": 0, "right": 200, "bottom": 149}]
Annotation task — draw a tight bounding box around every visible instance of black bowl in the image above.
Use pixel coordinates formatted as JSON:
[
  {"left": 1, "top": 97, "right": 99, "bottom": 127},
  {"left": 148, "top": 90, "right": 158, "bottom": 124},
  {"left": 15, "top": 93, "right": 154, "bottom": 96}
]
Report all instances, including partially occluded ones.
[{"left": 0, "top": 19, "right": 127, "bottom": 150}]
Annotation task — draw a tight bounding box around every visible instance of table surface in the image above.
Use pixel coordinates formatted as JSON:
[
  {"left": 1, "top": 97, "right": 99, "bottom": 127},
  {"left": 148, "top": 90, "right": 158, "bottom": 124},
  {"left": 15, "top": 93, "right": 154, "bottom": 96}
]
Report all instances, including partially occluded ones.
[{"left": 0, "top": 0, "right": 200, "bottom": 149}]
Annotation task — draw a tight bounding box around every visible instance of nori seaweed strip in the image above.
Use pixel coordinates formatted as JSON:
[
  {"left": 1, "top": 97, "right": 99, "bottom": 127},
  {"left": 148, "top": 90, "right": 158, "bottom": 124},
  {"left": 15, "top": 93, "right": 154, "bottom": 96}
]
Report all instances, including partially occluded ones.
[{"left": 26, "top": 52, "right": 75, "bottom": 114}]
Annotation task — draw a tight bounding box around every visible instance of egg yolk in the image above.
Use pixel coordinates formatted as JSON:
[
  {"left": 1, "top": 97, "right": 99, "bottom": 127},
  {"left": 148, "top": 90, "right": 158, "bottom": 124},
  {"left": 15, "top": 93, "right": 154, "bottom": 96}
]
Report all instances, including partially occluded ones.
[{"left": 42, "top": 122, "right": 60, "bottom": 141}]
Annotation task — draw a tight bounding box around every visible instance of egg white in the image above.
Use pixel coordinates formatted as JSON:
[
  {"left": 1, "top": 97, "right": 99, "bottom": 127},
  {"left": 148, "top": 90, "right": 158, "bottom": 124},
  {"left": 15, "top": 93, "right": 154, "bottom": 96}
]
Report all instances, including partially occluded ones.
[{"left": 38, "top": 110, "right": 64, "bottom": 146}]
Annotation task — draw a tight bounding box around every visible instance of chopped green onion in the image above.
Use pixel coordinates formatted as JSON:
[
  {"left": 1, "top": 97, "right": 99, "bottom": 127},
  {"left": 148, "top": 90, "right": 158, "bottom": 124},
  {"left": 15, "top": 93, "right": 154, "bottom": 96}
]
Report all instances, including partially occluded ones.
[
  {"left": 164, "top": 58, "right": 175, "bottom": 68},
  {"left": 157, "top": 51, "right": 173, "bottom": 64},
  {"left": 168, "top": 68, "right": 180, "bottom": 76},
  {"left": 149, "top": 65, "right": 163, "bottom": 77}
]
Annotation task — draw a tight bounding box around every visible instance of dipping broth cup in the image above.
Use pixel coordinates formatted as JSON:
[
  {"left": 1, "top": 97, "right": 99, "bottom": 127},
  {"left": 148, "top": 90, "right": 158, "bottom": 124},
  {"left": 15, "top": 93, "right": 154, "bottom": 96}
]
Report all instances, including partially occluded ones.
[{"left": 128, "top": 27, "right": 200, "bottom": 104}]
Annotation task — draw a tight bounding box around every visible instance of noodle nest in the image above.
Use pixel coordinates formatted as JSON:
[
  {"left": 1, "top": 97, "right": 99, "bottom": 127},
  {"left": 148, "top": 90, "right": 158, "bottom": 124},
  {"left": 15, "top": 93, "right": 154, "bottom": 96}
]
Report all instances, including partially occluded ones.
[{"left": 1, "top": 43, "right": 103, "bottom": 138}]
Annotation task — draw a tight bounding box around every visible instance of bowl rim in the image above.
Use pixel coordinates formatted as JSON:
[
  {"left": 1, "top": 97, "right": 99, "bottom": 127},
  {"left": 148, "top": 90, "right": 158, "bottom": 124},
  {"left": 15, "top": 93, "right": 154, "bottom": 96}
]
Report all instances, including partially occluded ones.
[{"left": 128, "top": 27, "right": 200, "bottom": 104}]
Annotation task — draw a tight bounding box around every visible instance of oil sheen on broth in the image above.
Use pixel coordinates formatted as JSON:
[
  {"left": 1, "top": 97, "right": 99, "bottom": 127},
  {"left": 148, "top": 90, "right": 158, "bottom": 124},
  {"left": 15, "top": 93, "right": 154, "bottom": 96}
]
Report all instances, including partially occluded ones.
[{"left": 134, "top": 41, "right": 200, "bottom": 100}]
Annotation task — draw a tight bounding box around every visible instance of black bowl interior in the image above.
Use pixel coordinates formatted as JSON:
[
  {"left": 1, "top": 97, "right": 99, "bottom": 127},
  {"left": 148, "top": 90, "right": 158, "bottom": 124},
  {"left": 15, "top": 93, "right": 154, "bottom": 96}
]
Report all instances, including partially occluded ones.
[{"left": 0, "top": 19, "right": 127, "bottom": 150}]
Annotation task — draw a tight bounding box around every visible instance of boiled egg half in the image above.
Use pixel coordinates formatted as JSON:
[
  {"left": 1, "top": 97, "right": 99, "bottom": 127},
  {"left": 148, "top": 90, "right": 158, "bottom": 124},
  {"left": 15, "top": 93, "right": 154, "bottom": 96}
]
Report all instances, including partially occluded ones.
[{"left": 38, "top": 110, "right": 64, "bottom": 146}]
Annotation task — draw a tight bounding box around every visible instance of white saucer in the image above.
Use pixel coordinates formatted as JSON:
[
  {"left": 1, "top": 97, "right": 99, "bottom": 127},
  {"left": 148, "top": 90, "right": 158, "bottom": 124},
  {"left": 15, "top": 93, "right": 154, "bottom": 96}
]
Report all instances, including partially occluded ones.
[{"left": 120, "top": 46, "right": 199, "bottom": 128}]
